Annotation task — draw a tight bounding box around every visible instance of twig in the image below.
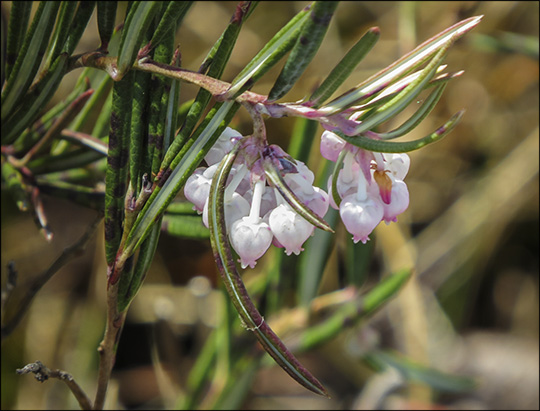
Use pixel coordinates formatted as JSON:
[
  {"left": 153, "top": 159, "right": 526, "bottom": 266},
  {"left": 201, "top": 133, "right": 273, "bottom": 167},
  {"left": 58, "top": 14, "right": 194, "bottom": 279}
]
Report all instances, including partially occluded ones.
[
  {"left": 0, "top": 212, "right": 103, "bottom": 341},
  {"left": 93, "top": 280, "right": 126, "bottom": 410},
  {"left": 16, "top": 361, "right": 93, "bottom": 410}
]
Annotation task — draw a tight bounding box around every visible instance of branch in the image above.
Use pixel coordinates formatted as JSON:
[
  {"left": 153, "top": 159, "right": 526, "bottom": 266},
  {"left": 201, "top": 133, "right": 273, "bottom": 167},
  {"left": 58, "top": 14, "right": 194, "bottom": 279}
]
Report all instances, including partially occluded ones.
[
  {"left": 16, "top": 361, "right": 92, "bottom": 410},
  {"left": 1, "top": 212, "right": 103, "bottom": 341}
]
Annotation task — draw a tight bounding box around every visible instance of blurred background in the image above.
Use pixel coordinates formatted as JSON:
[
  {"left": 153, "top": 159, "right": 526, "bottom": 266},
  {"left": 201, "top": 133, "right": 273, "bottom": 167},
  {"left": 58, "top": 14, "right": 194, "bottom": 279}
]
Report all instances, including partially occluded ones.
[{"left": 1, "top": 1, "right": 538, "bottom": 410}]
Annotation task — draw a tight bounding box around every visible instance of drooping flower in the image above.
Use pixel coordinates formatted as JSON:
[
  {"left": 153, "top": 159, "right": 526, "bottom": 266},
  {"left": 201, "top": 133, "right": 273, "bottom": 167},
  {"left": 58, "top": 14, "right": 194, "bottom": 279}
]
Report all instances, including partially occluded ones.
[{"left": 321, "top": 131, "right": 411, "bottom": 243}]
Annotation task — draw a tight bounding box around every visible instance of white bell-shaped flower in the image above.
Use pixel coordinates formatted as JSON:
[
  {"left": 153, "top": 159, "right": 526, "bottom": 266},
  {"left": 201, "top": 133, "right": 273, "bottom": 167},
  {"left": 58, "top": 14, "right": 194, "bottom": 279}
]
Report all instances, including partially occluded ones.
[
  {"left": 269, "top": 203, "right": 314, "bottom": 256},
  {"left": 340, "top": 194, "right": 384, "bottom": 244},
  {"left": 229, "top": 216, "right": 273, "bottom": 269},
  {"left": 381, "top": 178, "right": 409, "bottom": 223},
  {"left": 320, "top": 130, "right": 346, "bottom": 162},
  {"left": 205, "top": 127, "right": 243, "bottom": 166},
  {"left": 184, "top": 167, "right": 212, "bottom": 213}
]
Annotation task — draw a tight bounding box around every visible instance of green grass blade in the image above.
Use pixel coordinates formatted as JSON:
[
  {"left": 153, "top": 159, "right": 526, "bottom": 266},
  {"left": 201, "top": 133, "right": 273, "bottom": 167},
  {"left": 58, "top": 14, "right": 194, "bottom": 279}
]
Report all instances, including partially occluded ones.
[{"left": 267, "top": 1, "right": 339, "bottom": 101}]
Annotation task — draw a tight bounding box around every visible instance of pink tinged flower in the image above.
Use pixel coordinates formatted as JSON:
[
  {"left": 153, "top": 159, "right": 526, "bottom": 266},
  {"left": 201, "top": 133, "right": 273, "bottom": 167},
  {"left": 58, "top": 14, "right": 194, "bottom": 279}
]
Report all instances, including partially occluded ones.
[
  {"left": 229, "top": 179, "right": 272, "bottom": 268},
  {"left": 385, "top": 153, "right": 410, "bottom": 180},
  {"left": 320, "top": 130, "right": 346, "bottom": 161},
  {"left": 339, "top": 194, "right": 384, "bottom": 244},
  {"left": 381, "top": 178, "right": 409, "bottom": 223},
  {"left": 304, "top": 186, "right": 330, "bottom": 218},
  {"left": 184, "top": 167, "right": 212, "bottom": 213},
  {"left": 339, "top": 164, "right": 384, "bottom": 244},
  {"left": 229, "top": 217, "right": 273, "bottom": 268},
  {"left": 205, "top": 127, "right": 243, "bottom": 166},
  {"left": 202, "top": 191, "right": 250, "bottom": 229},
  {"left": 269, "top": 203, "right": 314, "bottom": 256}
]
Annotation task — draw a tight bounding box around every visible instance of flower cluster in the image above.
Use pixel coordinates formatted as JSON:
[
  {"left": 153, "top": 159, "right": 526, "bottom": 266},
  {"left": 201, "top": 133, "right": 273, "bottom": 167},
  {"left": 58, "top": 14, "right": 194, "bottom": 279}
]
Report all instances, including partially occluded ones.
[
  {"left": 320, "top": 129, "right": 410, "bottom": 244},
  {"left": 184, "top": 128, "right": 330, "bottom": 269}
]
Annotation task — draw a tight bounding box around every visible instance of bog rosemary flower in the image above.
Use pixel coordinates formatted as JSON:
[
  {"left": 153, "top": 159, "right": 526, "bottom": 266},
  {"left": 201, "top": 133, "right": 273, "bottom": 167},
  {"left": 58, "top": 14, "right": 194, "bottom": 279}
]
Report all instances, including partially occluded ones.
[
  {"left": 321, "top": 130, "right": 410, "bottom": 243},
  {"left": 184, "top": 127, "right": 329, "bottom": 268}
]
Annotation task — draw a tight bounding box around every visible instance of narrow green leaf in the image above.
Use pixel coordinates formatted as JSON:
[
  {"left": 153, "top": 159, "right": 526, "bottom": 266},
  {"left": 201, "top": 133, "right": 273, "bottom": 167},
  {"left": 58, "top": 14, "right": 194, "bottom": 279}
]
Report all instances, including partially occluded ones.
[
  {"left": 5, "top": 1, "right": 33, "bottom": 80},
  {"left": 330, "top": 150, "right": 346, "bottom": 207},
  {"left": 69, "top": 70, "right": 113, "bottom": 133},
  {"left": 147, "top": 1, "right": 193, "bottom": 51},
  {"left": 336, "top": 109, "right": 465, "bottom": 153},
  {"left": 11, "top": 75, "right": 90, "bottom": 154},
  {"left": 1, "top": 1, "right": 61, "bottom": 121},
  {"left": 208, "top": 146, "right": 329, "bottom": 398},
  {"left": 351, "top": 39, "right": 452, "bottom": 136},
  {"left": 375, "top": 83, "right": 447, "bottom": 140},
  {"left": 117, "top": 223, "right": 161, "bottom": 312},
  {"left": 149, "top": 37, "right": 176, "bottom": 177},
  {"left": 97, "top": 1, "right": 118, "bottom": 50},
  {"left": 62, "top": 1, "right": 96, "bottom": 55},
  {"left": 14, "top": 89, "right": 95, "bottom": 166},
  {"left": 35, "top": 179, "right": 105, "bottom": 211},
  {"left": 28, "top": 147, "right": 105, "bottom": 175},
  {"left": 104, "top": 71, "right": 134, "bottom": 264},
  {"left": 116, "top": 1, "right": 161, "bottom": 80},
  {"left": 130, "top": 70, "right": 152, "bottom": 193},
  {"left": 309, "top": 27, "right": 380, "bottom": 107},
  {"left": 42, "top": 1, "right": 78, "bottom": 71},
  {"left": 320, "top": 15, "right": 483, "bottom": 115},
  {"left": 1, "top": 54, "right": 68, "bottom": 145},
  {"left": 263, "top": 157, "right": 333, "bottom": 233},
  {"left": 223, "top": 3, "right": 311, "bottom": 99},
  {"left": 268, "top": 1, "right": 339, "bottom": 101}
]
